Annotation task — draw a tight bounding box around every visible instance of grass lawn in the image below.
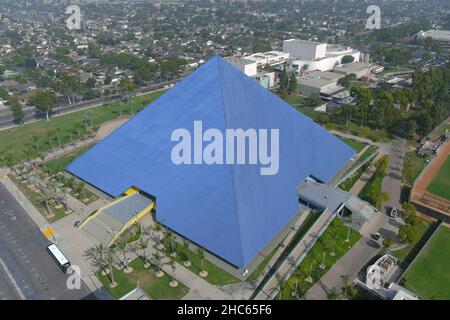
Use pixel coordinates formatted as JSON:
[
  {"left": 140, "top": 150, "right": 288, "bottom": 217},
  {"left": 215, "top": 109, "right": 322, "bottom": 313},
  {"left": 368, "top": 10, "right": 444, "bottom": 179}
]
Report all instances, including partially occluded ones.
[
  {"left": 97, "top": 258, "right": 189, "bottom": 300},
  {"left": 247, "top": 242, "right": 280, "bottom": 282},
  {"left": 351, "top": 145, "right": 378, "bottom": 169},
  {"left": 278, "top": 218, "right": 361, "bottom": 299},
  {"left": 347, "top": 81, "right": 369, "bottom": 90},
  {"left": 157, "top": 237, "right": 241, "bottom": 286},
  {"left": 338, "top": 137, "right": 366, "bottom": 153},
  {"left": 280, "top": 94, "right": 310, "bottom": 106},
  {"left": 339, "top": 146, "right": 378, "bottom": 191},
  {"left": 293, "top": 106, "right": 322, "bottom": 122},
  {"left": 359, "top": 156, "right": 389, "bottom": 209},
  {"left": 39, "top": 146, "right": 91, "bottom": 176},
  {"left": 277, "top": 93, "right": 391, "bottom": 144},
  {"left": 339, "top": 161, "right": 371, "bottom": 192},
  {"left": 390, "top": 218, "right": 431, "bottom": 262},
  {"left": 402, "top": 151, "right": 427, "bottom": 185},
  {"left": 427, "top": 156, "right": 450, "bottom": 200},
  {"left": 0, "top": 91, "right": 166, "bottom": 164},
  {"left": 403, "top": 226, "right": 450, "bottom": 299}
]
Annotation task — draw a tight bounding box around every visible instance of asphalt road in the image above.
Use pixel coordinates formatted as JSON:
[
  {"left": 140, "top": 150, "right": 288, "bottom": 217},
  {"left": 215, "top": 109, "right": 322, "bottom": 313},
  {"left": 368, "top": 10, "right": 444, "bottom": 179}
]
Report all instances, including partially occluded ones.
[
  {"left": 381, "top": 136, "right": 407, "bottom": 214},
  {"left": 0, "top": 183, "right": 93, "bottom": 300},
  {"left": 0, "top": 79, "right": 180, "bottom": 129}
]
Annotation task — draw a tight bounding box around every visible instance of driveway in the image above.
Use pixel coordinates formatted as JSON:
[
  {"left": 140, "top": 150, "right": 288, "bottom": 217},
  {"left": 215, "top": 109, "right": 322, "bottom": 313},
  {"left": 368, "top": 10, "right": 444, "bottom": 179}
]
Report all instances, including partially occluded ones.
[{"left": 381, "top": 136, "right": 407, "bottom": 213}]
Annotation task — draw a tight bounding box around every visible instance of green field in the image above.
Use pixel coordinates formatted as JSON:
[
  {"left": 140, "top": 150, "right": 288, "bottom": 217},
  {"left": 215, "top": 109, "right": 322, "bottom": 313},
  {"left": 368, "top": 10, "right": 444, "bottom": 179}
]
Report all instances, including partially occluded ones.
[
  {"left": 0, "top": 91, "right": 166, "bottom": 165},
  {"left": 338, "top": 137, "right": 366, "bottom": 153},
  {"left": 403, "top": 226, "right": 450, "bottom": 300},
  {"left": 427, "top": 156, "right": 450, "bottom": 200},
  {"left": 97, "top": 258, "right": 189, "bottom": 300},
  {"left": 157, "top": 236, "right": 240, "bottom": 286}
]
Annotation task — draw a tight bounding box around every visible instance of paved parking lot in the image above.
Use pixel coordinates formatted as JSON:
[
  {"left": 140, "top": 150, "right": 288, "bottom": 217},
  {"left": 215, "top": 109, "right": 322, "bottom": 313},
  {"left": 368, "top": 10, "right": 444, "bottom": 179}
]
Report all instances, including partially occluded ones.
[{"left": 0, "top": 183, "right": 93, "bottom": 300}]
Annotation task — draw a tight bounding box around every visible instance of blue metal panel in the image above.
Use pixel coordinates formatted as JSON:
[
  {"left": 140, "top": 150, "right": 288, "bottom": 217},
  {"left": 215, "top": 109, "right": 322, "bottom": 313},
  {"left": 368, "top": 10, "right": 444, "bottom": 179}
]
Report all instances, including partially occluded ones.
[{"left": 66, "top": 55, "right": 355, "bottom": 268}]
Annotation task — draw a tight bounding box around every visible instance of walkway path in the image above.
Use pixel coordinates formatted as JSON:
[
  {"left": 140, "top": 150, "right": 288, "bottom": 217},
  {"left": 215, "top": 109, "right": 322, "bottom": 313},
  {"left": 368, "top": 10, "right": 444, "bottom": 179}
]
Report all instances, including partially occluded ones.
[
  {"left": 254, "top": 210, "right": 335, "bottom": 300},
  {"left": 329, "top": 130, "right": 382, "bottom": 148},
  {"left": 0, "top": 175, "right": 49, "bottom": 232}
]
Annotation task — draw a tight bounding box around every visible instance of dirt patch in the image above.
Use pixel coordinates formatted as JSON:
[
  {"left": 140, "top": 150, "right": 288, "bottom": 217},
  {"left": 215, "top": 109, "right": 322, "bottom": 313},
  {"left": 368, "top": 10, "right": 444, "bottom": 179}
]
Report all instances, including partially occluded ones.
[{"left": 96, "top": 116, "right": 130, "bottom": 140}]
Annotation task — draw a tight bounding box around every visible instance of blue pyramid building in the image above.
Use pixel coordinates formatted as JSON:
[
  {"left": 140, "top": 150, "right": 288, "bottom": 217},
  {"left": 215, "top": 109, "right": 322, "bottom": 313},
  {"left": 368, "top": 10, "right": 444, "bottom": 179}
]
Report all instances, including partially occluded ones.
[{"left": 67, "top": 55, "right": 355, "bottom": 268}]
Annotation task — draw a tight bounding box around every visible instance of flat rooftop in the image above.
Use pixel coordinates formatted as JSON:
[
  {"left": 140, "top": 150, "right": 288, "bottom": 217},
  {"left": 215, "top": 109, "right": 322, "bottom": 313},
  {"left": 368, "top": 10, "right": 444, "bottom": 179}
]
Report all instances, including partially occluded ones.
[
  {"left": 420, "top": 30, "right": 450, "bottom": 42},
  {"left": 103, "top": 192, "right": 153, "bottom": 224},
  {"left": 334, "top": 62, "right": 372, "bottom": 74}
]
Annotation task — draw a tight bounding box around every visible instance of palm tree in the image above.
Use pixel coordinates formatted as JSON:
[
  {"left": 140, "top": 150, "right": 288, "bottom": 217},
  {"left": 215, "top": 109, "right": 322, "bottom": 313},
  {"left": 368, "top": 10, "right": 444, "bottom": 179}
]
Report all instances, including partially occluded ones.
[
  {"left": 104, "top": 250, "right": 118, "bottom": 288},
  {"left": 152, "top": 222, "right": 163, "bottom": 249},
  {"left": 138, "top": 237, "right": 150, "bottom": 268},
  {"left": 197, "top": 247, "right": 207, "bottom": 277},
  {"left": 0, "top": 150, "right": 7, "bottom": 167},
  {"left": 166, "top": 255, "right": 178, "bottom": 287},
  {"left": 24, "top": 143, "right": 34, "bottom": 161},
  {"left": 84, "top": 244, "right": 108, "bottom": 275},
  {"left": 152, "top": 251, "right": 164, "bottom": 277},
  {"left": 141, "top": 225, "right": 152, "bottom": 238},
  {"left": 166, "top": 230, "right": 176, "bottom": 256},
  {"left": 292, "top": 269, "right": 303, "bottom": 299},
  {"left": 327, "top": 287, "right": 341, "bottom": 300},
  {"left": 342, "top": 274, "right": 355, "bottom": 299},
  {"left": 37, "top": 191, "right": 52, "bottom": 218},
  {"left": 182, "top": 239, "right": 191, "bottom": 266},
  {"left": 31, "top": 136, "right": 41, "bottom": 158}
]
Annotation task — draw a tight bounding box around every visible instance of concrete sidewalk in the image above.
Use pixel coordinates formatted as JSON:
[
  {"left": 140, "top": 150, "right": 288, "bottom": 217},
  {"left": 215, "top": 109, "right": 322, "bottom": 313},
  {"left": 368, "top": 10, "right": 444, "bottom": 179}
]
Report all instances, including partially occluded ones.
[{"left": 0, "top": 176, "right": 50, "bottom": 232}]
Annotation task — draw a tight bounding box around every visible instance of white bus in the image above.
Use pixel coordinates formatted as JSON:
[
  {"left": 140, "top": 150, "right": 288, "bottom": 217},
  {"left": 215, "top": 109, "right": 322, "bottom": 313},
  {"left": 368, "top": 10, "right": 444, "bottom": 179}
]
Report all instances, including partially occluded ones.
[{"left": 47, "top": 244, "right": 71, "bottom": 273}]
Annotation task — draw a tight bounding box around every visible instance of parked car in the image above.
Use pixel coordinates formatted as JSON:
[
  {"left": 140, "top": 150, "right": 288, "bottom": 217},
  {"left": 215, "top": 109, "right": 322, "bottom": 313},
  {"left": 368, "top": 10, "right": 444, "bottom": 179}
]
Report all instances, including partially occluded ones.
[{"left": 371, "top": 232, "right": 381, "bottom": 241}]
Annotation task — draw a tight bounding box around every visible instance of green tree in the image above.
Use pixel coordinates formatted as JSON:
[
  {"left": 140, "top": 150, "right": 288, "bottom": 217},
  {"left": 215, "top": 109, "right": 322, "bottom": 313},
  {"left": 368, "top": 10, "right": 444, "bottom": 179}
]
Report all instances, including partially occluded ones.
[
  {"left": 33, "top": 90, "right": 57, "bottom": 121},
  {"left": 399, "top": 223, "right": 419, "bottom": 244},
  {"left": 351, "top": 87, "right": 372, "bottom": 127},
  {"left": 279, "top": 67, "right": 289, "bottom": 90},
  {"left": 9, "top": 98, "right": 25, "bottom": 124},
  {"left": 287, "top": 74, "right": 297, "bottom": 94},
  {"left": 341, "top": 55, "right": 355, "bottom": 64},
  {"left": 197, "top": 247, "right": 206, "bottom": 274}
]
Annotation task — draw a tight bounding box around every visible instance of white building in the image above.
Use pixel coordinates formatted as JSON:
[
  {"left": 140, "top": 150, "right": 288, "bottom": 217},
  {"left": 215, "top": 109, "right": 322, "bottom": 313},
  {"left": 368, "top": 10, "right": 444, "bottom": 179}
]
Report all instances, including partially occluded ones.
[
  {"left": 283, "top": 39, "right": 361, "bottom": 72},
  {"left": 418, "top": 30, "right": 450, "bottom": 50},
  {"left": 226, "top": 57, "right": 258, "bottom": 77},
  {"left": 245, "top": 51, "right": 289, "bottom": 67}
]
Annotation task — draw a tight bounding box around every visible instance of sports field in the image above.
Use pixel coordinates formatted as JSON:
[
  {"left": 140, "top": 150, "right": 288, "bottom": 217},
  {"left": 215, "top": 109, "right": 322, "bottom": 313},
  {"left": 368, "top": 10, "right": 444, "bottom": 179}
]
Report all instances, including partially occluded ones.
[
  {"left": 427, "top": 155, "right": 450, "bottom": 200},
  {"left": 404, "top": 226, "right": 450, "bottom": 300}
]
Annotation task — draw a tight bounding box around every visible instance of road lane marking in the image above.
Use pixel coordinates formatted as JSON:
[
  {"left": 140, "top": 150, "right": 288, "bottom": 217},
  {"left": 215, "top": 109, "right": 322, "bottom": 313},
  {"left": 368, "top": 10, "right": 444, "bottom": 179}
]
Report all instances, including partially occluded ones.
[{"left": 0, "top": 257, "right": 26, "bottom": 300}]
